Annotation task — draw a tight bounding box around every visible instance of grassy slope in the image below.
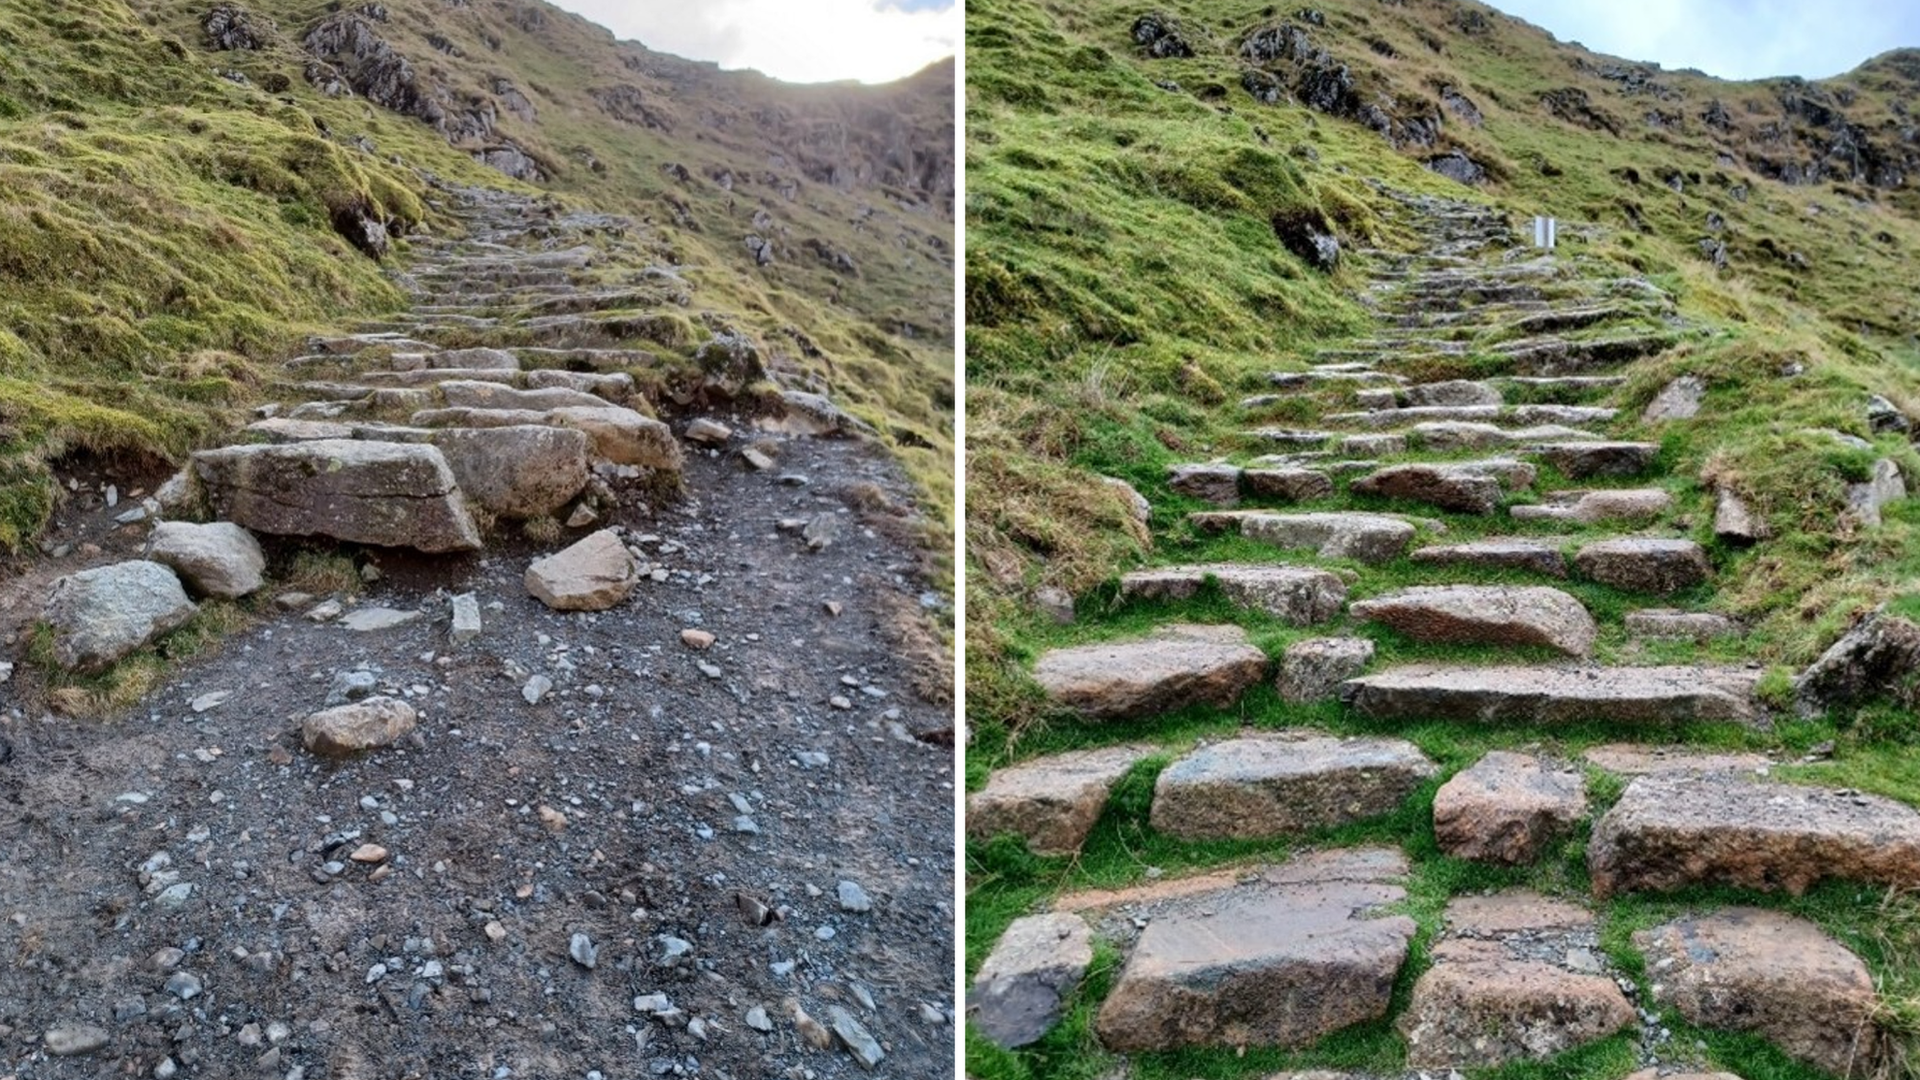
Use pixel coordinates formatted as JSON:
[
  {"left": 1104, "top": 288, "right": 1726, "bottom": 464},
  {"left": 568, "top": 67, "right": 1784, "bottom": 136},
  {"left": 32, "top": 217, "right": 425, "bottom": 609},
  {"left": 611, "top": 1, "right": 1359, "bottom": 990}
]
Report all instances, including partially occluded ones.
[
  {"left": 966, "top": 0, "right": 1920, "bottom": 1077},
  {"left": 0, "top": 0, "right": 955, "bottom": 553}
]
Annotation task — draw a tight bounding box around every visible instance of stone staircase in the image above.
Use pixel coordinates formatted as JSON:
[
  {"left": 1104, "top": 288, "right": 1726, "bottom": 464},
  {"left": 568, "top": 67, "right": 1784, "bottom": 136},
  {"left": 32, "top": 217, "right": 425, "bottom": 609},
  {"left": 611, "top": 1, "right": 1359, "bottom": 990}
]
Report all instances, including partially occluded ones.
[
  {"left": 156, "top": 184, "right": 847, "bottom": 562},
  {"left": 967, "top": 191, "right": 1920, "bottom": 1075}
]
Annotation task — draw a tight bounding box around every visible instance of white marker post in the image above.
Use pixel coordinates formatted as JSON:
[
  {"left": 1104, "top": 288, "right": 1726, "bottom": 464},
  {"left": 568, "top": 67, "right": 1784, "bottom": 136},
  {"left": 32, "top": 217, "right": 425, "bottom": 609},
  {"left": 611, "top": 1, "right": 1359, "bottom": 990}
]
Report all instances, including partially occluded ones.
[{"left": 1532, "top": 215, "right": 1558, "bottom": 250}]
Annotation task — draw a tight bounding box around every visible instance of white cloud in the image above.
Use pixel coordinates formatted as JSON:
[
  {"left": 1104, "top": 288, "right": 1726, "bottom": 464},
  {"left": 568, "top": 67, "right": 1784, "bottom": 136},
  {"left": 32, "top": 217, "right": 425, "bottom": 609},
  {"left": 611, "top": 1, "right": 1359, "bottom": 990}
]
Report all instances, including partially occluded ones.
[
  {"left": 1490, "top": 0, "right": 1918, "bottom": 80},
  {"left": 552, "top": 0, "right": 958, "bottom": 84}
]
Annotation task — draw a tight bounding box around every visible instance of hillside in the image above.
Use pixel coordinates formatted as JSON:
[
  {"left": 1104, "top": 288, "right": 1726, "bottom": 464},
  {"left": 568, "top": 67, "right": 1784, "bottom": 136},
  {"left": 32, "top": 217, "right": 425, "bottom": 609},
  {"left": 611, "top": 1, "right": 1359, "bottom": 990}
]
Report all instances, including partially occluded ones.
[
  {"left": 966, "top": 2, "right": 1920, "bottom": 1080},
  {"left": 0, "top": 0, "right": 955, "bottom": 551}
]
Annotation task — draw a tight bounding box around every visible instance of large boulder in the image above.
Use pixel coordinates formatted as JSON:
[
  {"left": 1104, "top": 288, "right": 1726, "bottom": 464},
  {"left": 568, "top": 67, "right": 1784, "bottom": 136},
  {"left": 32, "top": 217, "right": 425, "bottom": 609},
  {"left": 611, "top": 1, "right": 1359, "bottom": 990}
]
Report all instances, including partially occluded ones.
[
  {"left": 146, "top": 521, "right": 266, "bottom": 599},
  {"left": 1350, "top": 585, "right": 1597, "bottom": 657},
  {"left": 1032, "top": 624, "right": 1267, "bottom": 720},
  {"left": 430, "top": 425, "right": 590, "bottom": 519},
  {"left": 1637, "top": 909, "right": 1887, "bottom": 1077},
  {"left": 191, "top": 440, "right": 482, "bottom": 553},
  {"left": 525, "top": 529, "right": 639, "bottom": 611},
  {"left": 969, "top": 913, "right": 1094, "bottom": 1049},
  {"left": 42, "top": 561, "right": 197, "bottom": 672}
]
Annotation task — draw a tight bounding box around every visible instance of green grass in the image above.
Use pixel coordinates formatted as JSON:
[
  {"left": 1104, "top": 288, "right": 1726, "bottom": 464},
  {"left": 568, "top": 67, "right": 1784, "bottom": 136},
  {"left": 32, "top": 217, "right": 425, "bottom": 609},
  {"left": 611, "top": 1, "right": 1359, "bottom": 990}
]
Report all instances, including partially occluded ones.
[{"left": 966, "top": 0, "right": 1920, "bottom": 1076}]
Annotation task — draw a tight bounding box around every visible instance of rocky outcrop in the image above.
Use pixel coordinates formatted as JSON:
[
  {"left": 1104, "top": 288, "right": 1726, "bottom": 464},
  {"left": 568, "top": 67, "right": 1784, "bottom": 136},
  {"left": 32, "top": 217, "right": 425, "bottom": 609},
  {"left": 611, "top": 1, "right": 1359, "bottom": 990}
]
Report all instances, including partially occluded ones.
[
  {"left": 42, "top": 562, "right": 198, "bottom": 673},
  {"left": 191, "top": 440, "right": 483, "bottom": 553},
  {"left": 204, "top": 4, "right": 270, "bottom": 51},
  {"left": 1032, "top": 624, "right": 1267, "bottom": 720}
]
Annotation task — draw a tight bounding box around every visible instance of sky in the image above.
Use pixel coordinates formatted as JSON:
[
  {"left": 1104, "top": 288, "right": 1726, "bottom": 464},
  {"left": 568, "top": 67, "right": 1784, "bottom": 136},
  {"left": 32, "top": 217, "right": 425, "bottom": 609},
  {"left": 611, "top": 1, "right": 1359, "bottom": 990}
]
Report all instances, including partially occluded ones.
[
  {"left": 550, "top": 0, "right": 958, "bottom": 85},
  {"left": 1490, "top": 0, "right": 1920, "bottom": 81}
]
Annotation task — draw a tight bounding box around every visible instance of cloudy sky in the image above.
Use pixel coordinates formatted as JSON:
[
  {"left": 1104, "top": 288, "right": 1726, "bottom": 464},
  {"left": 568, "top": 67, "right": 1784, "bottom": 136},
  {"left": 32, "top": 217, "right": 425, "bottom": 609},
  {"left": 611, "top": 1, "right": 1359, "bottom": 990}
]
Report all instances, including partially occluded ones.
[
  {"left": 550, "top": 0, "right": 958, "bottom": 84},
  {"left": 1491, "top": 0, "right": 1920, "bottom": 80}
]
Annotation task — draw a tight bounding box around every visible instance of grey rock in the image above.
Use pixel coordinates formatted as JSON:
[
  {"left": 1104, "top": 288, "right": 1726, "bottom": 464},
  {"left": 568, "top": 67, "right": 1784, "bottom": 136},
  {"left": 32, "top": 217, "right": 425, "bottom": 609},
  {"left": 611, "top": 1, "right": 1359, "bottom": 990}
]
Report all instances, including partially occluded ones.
[
  {"left": 1189, "top": 510, "right": 1417, "bottom": 563},
  {"left": 1033, "top": 623, "right": 1267, "bottom": 720},
  {"left": 1643, "top": 375, "right": 1705, "bottom": 421},
  {"left": 1433, "top": 752, "right": 1587, "bottom": 864},
  {"left": 147, "top": 521, "right": 266, "bottom": 598},
  {"left": 339, "top": 606, "right": 423, "bottom": 632},
  {"left": 526, "top": 529, "right": 638, "bottom": 611},
  {"left": 969, "top": 913, "right": 1093, "bottom": 1049},
  {"left": 1625, "top": 609, "right": 1740, "bottom": 641},
  {"left": 1100, "top": 475, "right": 1152, "bottom": 523},
  {"left": 42, "top": 561, "right": 197, "bottom": 672},
  {"left": 1277, "top": 636, "right": 1375, "bottom": 703},
  {"left": 44, "top": 1024, "right": 109, "bottom": 1057},
  {"left": 430, "top": 424, "right": 590, "bottom": 518},
  {"left": 450, "top": 593, "right": 482, "bottom": 644},
  {"left": 1150, "top": 732, "right": 1437, "bottom": 840},
  {"left": 1574, "top": 538, "right": 1711, "bottom": 594},
  {"left": 837, "top": 880, "right": 872, "bottom": 914},
  {"left": 1351, "top": 585, "right": 1597, "bottom": 657},
  {"left": 1119, "top": 564, "right": 1346, "bottom": 624},
  {"left": 1846, "top": 458, "right": 1905, "bottom": 527},
  {"left": 1167, "top": 463, "right": 1241, "bottom": 506},
  {"left": 303, "top": 696, "right": 418, "bottom": 757},
  {"left": 569, "top": 933, "right": 597, "bottom": 969},
  {"left": 1713, "top": 486, "right": 1770, "bottom": 544},
  {"left": 1411, "top": 537, "right": 1569, "bottom": 577},
  {"left": 1795, "top": 608, "right": 1920, "bottom": 714},
  {"left": 1530, "top": 440, "right": 1660, "bottom": 478},
  {"left": 1344, "top": 664, "right": 1759, "bottom": 725},
  {"left": 191, "top": 440, "right": 481, "bottom": 553},
  {"left": 828, "top": 1005, "right": 885, "bottom": 1068},
  {"left": 967, "top": 744, "right": 1155, "bottom": 855},
  {"left": 1510, "top": 488, "right": 1671, "bottom": 526}
]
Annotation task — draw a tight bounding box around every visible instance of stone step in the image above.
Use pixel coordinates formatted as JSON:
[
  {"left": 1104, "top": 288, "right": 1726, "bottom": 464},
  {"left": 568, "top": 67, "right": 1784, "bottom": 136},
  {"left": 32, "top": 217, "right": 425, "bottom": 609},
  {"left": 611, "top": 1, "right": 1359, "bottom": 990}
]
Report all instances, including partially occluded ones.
[
  {"left": 1499, "top": 374, "right": 1627, "bottom": 395},
  {"left": 1031, "top": 624, "right": 1267, "bottom": 721},
  {"left": 1590, "top": 772, "right": 1920, "bottom": 896},
  {"left": 1636, "top": 909, "right": 1888, "bottom": 1077},
  {"left": 1322, "top": 404, "right": 1618, "bottom": 430},
  {"left": 1189, "top": 510, "right": 1418, "bottom": 563},
  {"left": 1433, "top": 752, "right": 1587, "bottom": 863},
  {"left": 1091, "top": 849, "right": 1416, "bottom": 1052},
  {"left": 969, "top": 913, "right": 1094, "bottom": 1049},
  {"left": 1238, "top": 428, "right": 1335, "bottom": 448},
  {"left": 1624, "top": 609, "right": 1740, "bottom": 640},
  {"left": 1350, "top": 585, "right": 1597, "bottom": 656},
  {"left": 1165, "top": 463, "right": 1331, "bottom": 507},
  {"left": 1341, "top": 664, "right": 1760, "bottom": 724},
  {"left": 1510, "top": 488, "right": 1671, "bottom": 525},
  {"left": 513, "top": 347, "right": 659, "bottom": 372},
  {"left": 1499, "top": 305, "right": 1636, "bottom": 336},
  {"left": 1411, "top": 421, "right": 1604, "bottom": 452},
  {"left": 1356, "top": 379, "right": 1502, "bottom": 409},
  {"left": 1148, "top": 731, "right": 1436, "bottom": 841},
  {"left": 410, "top": 406, "right": 680, "bottom": 470},
  {"left": 1350, "top": 460, "right": 1535, "bottom": 514},
  {"left": 306, "top": 332, "right": 433, "bottom": 355},
  {"left": 187, "top": 440, "right": 483, "bottom": 553},
  {"left": 1573, "top": 538, "right": 1711, "bottom": 594},
  {"left": 395, "top": 347, "right": 521, "bottom": 371},
  {"left": 1258, "top": 368, "right": 1406, "bottom": 392},
  {"left": 1401, "top": 892, "right": 1634, "bottom": 1067},
  {"left": 1497, "top": 331, "right": 1677, "bottom": 373},
  {"left": 1583, "top": 744, "right": 1773, "bottom": 775},
  {"left": 1527, "top": 440, "right": 1659, "bottom": 477},
  {"left": 1118, "top": 564, "right": 1346, "bottom": 624},
  {"left": 1411, "top": 537, "right": 1571, "bottom": 576},
  {"left": 966, "top": 744, "right": 1154, "bottom": 856}
]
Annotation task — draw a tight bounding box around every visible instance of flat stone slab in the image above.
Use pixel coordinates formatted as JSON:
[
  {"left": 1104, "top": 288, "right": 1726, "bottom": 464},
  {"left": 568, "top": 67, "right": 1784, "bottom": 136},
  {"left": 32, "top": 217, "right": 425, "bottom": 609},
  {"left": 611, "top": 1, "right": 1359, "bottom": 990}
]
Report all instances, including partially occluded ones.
[
  {"left": 1411, "top": 538, "right": 1568, "bottom": 577},
  {"left": 1351, "top": 461, "right": 1532, "bottom": 515},
  {"left": 1575, "top": 538, "right": 1710, "bottom": 594},
  {"left": 1590, "top": 773, "right": 1920, "bottom": 897},
  {"left": 429, "top": 425, "right": 590, "bottom": 519},
  {"left": 1033, "top": 624, "right": 1267, "bottom": 720},
  {"left": 969, "top": 913, "right": 1094, "bottom": 1049},
  {"left": 1412, "top": 421, "right": 1598, "bottom": 451},
  {"left": 1243, "top": 467, "right": 1333, "bottom": 502},
  {"left": 1118, "top": 564, "right": 1345, "bottom": 624},
  {"left": 1638, "top": 908, "right": 1885, "bottom": 1077},
  {"left": 1350, "top": 585, "right": 1596, "bottom": 657},
  {"left": 1583, "top": 744, "right": 1773, "bottom": 776},
  {"left": 1277, "top": 637, "right": 1375, "bottom": 704},
  {"left": 1434, "top": 751, "right": 1586, "bottom": 864},
  {"left": 1189, "top": 511, "right": 1416, "bottom": 563},
  {"left": 191, "top": 440, "right": 482, "bottom": 553},
  {"left": 1401, "top": 891, "right": 1634, "bottom": 1067},
  {"left": 1625, "top": 609, "right": 1740, "bottom": 640},
  {"left": 1094, "top": 850, "right": 1415, "bottom": 1052},
  {"left": 1150, "top": 732, "right": 1436, "bottom": 841},
  {"left": 967, "top": 744, "right": 1155, "bottom": 856},
  {"left": 1510, "top": 488, "right": 1672, "bottom": 525},
  {"left": 1530, "top": 441, "right": 1659, "bottom": 478},
  {"left": 246, "top": 417, "right": 355, "bottom": 442},
  {"left": 1342, "top": 664, "right": 1759, "bottom": 725}
]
